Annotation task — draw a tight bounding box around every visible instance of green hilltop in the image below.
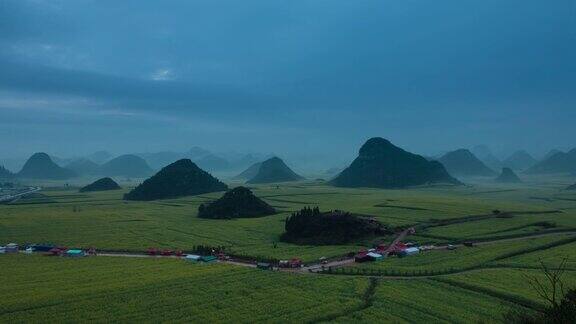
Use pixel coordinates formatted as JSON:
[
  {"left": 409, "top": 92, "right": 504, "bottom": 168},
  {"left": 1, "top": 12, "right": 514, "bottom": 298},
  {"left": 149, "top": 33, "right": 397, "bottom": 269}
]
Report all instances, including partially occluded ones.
[
  {"left": 124, "top": 159, "right": 228, "bottom": 201},
  {"left": 438, "top": 149, "right": 496, "bottom": 177},
  {"left": 247, "top": 157, "right": 303, "bottom": 184},
  {"left": 17, "top": 153, "right": 77, "bottom": 180},
  {"left": 198, "top": 186, "right": 276, "bottom": 219},
  {"left": 332, "top": 137, "right": 460, "bottom": 188},
  {"left": 79, "top": 177, "right": 121, "bottom": 193}
]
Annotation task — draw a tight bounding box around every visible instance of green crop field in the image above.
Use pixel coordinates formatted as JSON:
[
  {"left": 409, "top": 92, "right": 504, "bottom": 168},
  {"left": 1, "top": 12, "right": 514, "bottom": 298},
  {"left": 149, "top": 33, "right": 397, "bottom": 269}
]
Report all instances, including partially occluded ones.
[
  {"left": 0, "top": 254, "right": 551, "bottom": 323},
  {"left": 2, "top": 175, "right": 576, "bottom": 322},
  {"left": 4, "top": 179, "right": 575, "bottom": 262},
  {"left": 497, "top": 240, "right": 576, "bottom": 270},
  {"left": 327, "top": 279, "right": 526, "bottom": 323},
  {"left": 436, "top": 268, "right": 576, "bottom": 309},
  {"left": 351, "top": 234, "right": 576, "bottom": 275},
  {"left": 0, "top": 255, "right": 368, "bottom": 323}
]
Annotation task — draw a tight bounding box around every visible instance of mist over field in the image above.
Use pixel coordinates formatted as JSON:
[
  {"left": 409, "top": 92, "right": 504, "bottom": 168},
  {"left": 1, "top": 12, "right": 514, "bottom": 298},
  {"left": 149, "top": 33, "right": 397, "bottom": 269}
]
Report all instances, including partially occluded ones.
[{"left": 1, "top": 0, "right": 575, "bottom": 169}]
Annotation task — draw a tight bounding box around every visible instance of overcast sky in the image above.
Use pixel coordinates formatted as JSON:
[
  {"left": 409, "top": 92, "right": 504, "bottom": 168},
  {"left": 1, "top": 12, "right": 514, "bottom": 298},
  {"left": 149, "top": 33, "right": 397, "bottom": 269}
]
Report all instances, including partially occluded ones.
[{"left": 1, "top": 0, "right": 575, "bottom": 161}]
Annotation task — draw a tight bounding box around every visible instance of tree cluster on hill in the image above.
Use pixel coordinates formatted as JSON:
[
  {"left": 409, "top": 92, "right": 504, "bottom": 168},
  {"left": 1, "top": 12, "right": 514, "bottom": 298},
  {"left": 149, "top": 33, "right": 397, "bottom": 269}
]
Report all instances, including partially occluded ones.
[
  {"left": 281, "top": 206, "right": 390, "bottom": 245},
  {"left": 124, "top": 159, "right": 227, "bottom": 201},
  {"left": 198, "top": 187, "right": 276, "bottom": 219},
  {"left": 79, "top": 177, "right": 121, "bottom": 193}
]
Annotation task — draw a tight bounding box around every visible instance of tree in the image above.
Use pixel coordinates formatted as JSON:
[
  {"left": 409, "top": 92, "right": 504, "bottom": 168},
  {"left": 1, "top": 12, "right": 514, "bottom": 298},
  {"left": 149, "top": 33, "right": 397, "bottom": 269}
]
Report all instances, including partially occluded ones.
[
  {"left": 504, "top": 258, "right": 576, "bottom": 323},
  {"left": 525, "top": 258, "right": 568, "bottom": 310}
]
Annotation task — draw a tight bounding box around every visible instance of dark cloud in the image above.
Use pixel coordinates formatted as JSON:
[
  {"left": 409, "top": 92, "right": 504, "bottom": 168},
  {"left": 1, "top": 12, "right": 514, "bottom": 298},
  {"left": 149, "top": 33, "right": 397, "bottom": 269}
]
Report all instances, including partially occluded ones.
[
  {"left": 1, "top": 0, "right": 576, "bottom": 161},
  {"left": 0, "top": 0, "right": 72, "bottom": 43},
  {"left": 0, "top": 58, "right": 256, "bottom": 114}
]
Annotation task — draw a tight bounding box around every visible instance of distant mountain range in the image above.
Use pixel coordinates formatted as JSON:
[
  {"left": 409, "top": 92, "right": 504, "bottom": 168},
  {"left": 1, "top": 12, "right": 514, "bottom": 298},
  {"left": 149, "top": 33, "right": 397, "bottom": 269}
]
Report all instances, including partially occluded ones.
[
  {"left": 86, "top": 151, "right": 112, "bottom": 164},
  {"left": 525, "top": 149, "right": 576, "bottom": 174},
  {"left": 542, "top": 149, "right": 562, "bottom": 162},
  {"left": 234, "top": 162, "right": 262, "bottom": 180},
  {"left": 0, "top": 165, "right": 14, "bottom": 179},
  {"left": 98, "top": 155, "right": 154, "bottom": 178},
  {"left": 134, "top": 152, "right": 186, "bottom": 170},
  {"left": 66, "top": 158, "right": 100, "bottom": 175},
  {"left": 495, "top": 168, "right": 522, "bottom": 183},
  {"left": 247, "top": 157, "right": 303, "bottom": 184},
  {"left": 2, "top": 147, "right": 272, "bottom": 180},
  {"left": 3, "top": 144, "right": 573, "bottom": 181},
  {"left": 438, "top": 149, "right": 496, "bottom": 177},
  {"left": 133, "top": 148, "right": 269, "bottom": 172},
  {"left": 471, "top": 145, "right": 503, "bottom": 171},
  {"left": 502, "top": 150, "right": 537, "bottom": 171},
  {"left": 195, "top": 154, "right": 231, "bottom": 172}
]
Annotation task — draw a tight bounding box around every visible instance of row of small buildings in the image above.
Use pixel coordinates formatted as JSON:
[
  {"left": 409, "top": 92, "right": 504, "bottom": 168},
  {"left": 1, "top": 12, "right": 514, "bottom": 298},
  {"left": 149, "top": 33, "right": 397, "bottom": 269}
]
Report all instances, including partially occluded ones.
[
  {"left": 0, "top": 243, "right": 93, "bottom": 257},
  {"left": 354, "top": 242, "right": 420, "bottom": 263}
]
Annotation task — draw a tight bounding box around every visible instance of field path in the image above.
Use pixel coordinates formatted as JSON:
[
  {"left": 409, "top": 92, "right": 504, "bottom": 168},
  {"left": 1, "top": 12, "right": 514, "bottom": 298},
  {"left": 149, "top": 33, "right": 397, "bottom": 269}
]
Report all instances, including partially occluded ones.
[
  {"left": 19, "top": 230, "right": 576, "bottom": 277},
  {"left": 90, "top": 230, "right": 576, "bottom": 269}
]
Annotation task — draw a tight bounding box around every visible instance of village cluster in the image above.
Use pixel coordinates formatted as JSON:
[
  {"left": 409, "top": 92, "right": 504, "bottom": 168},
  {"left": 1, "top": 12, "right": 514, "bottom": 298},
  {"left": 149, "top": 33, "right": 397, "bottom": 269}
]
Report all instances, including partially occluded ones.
[{"left": 1, "top": 232, "right": 458, "bottom": 273}]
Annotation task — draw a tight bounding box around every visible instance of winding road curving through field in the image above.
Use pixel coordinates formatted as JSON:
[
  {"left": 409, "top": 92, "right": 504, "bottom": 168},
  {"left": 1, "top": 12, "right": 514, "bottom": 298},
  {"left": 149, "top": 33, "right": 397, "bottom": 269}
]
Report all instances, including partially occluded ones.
[
  {"left": 0, "top": 187, "right": 41, "bottom": 203},
  {"left": 40, "top": 229, "right": 576, "bottom": 278}
]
